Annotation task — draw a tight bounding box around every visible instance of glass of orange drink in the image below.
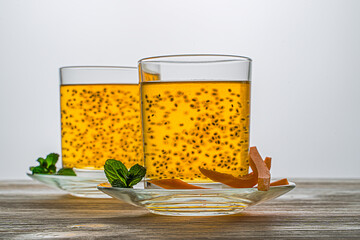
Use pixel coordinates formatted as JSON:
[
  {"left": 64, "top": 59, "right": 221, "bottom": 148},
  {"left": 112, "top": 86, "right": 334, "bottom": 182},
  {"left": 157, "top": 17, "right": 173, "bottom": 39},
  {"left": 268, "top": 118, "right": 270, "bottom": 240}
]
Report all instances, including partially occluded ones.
[
  {"left": 138, "top": 55, "right": 252, "bottom": 187},
  {"left": 59, "top": 67, "right": 143, "bottom": 172}
]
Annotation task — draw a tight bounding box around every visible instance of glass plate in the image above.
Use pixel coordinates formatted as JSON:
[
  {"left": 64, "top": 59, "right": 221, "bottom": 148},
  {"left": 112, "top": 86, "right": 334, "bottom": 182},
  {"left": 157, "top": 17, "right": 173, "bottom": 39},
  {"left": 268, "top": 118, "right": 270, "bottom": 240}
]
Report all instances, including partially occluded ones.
[
  {"left": 27, "top": 170, "right": 109, "bottom": 198},
  {"left": 97, "top": 181, "right": 296, "bottom": 216}
]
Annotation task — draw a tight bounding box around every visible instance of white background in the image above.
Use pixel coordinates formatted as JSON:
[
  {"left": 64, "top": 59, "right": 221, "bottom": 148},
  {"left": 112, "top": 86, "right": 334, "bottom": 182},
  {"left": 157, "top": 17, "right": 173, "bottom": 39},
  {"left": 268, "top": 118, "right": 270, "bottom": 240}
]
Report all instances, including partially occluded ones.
[{"left": 0, "top": 0, "right": 359, "bottom": 180}]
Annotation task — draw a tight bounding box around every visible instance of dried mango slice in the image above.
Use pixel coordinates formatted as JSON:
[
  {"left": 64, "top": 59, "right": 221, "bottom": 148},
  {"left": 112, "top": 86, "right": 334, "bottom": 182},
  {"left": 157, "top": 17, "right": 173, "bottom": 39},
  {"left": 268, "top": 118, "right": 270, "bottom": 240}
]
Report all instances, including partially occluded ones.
[
  {"left": 270, "top": 178, "right": 289, "bottom": 186},
  {"left": 149, "top": 179, "right": 207, "bottom": 189},
  {"left": 249, "top": 147, "right": 271, "bottom": 191}
]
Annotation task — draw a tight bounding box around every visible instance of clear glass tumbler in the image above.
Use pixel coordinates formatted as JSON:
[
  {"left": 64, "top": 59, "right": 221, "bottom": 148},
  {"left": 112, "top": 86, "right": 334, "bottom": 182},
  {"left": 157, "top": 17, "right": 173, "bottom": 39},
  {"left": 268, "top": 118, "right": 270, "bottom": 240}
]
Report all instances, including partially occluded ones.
[
  {"left": 138, "top": 55, "right": 252, "bottom": 186},
  {"left": 59, "top": 66, "right": 142, "bottom": 171}
]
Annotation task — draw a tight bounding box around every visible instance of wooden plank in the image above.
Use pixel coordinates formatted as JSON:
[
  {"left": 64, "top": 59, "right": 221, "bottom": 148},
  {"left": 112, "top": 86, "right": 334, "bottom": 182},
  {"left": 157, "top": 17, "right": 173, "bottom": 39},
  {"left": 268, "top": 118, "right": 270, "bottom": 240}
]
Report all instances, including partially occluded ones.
[{"left": 0, "top": 179, "right": 359, "bottom": 239}]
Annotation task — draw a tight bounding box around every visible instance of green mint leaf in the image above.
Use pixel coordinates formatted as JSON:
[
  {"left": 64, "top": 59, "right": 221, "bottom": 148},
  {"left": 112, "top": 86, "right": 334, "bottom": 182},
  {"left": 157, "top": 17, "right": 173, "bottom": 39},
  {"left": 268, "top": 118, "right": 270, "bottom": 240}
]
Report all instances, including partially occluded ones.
[
  {"left": 128, "top": 176, "right": 144, "bottom": 187},
  {"left": 128, "top": 164, "right": 146, "bottom": 178},
  {"left": 127, "top": 164, "right": 146, "bottom": 187},
  {"left": 48, "top": 165, "right": 57, "bottom": 174},
  {"left": 30, "top": 153, "right": 59, "bottom": 175},
  {"left": 45, "top": 153, "right": 59, "bottom": 168},
  {"left": 104, "top": 159, "right": 128, "bottom": 186},
  {"left": 31, "top": 166, "right": 48, "bottom": 174},
  {"left": 36, "top": 157, "right": 46, "bottom": 166},
  {"left": 104, "top": 160, "right": 146, "bottom": 188},
  {"left": 111, "top": 179, "right": 128, "bottom": 188},
  {"left": 116, "top": 168, "right": 128, "bottom": 180},
  {"left": 56, "top": 168, "right": 76, "bottom": 176}
]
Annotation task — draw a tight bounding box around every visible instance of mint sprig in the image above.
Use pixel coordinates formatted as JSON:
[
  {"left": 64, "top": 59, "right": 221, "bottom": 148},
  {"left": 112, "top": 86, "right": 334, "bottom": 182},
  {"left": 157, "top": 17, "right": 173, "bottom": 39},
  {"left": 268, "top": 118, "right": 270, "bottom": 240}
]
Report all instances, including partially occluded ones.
[
  {"left": 30, "top": 153, "right": 76, "bottom": 176},
  {"left": 30, "top": 153, "right": 59, "bottom": 174},
  {"left": 104, "top": 159, "right": 146, "bottom": 188}
]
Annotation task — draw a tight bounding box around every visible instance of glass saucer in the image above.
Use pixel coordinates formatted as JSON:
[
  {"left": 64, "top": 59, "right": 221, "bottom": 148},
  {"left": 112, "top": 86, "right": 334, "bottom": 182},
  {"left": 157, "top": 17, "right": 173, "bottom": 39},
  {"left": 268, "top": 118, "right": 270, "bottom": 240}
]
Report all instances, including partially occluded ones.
[
  {"left": 27, "top": 169, "right": 109, "bottom": 198},
  {"left": 97, "top": 181, "right": 296, "bottom": 216}
]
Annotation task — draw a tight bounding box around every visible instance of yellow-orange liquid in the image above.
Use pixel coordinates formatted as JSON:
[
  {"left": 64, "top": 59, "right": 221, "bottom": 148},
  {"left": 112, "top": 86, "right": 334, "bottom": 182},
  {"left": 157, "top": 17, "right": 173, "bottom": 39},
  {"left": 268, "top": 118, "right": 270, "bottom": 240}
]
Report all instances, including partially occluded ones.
[
  {"left": 60, "top": 84, "right": 142, "bottom": 169},
  {"left": 141, "top": 81, "right": 251, "bottom": 182}
]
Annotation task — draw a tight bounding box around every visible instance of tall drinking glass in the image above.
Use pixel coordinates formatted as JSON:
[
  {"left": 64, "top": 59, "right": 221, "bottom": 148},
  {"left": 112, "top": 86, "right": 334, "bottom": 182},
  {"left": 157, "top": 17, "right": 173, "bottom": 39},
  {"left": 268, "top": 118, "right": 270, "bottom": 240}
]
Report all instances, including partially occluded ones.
[
  {"left": 139, "top": 55, "right": 251, "bottom": 186},
  {"left": 60, "top": 67, "right": 142, "bottom": 172}
]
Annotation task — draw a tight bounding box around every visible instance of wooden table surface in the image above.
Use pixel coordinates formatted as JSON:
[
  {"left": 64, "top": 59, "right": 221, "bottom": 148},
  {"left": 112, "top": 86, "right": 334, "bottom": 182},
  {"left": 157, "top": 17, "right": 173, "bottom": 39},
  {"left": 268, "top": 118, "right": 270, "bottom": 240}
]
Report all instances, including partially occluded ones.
[{"left": 0, "top": 179, "right": 359, "bottom": 239}]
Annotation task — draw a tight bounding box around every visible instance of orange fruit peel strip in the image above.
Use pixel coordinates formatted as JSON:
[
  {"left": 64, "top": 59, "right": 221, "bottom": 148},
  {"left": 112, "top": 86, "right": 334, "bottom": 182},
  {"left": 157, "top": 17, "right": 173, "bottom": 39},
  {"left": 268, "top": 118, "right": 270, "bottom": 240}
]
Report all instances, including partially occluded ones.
[
  {"left": 264, "top": 157, "right": 272, "bottom": 170},
  {"left": 198, "top": 155, "right": 272, "bottom": 189},
  {"left": 270, "top": 178, "right": 289, "bottom": 186},
  {"left": 199, "top": 167, "right": 258, "bottom": 188},
  {"left": 148, "top": 147, "right": 277, "bottom": 191},
  {"left": 249, "top": 147, "right": 271, "bottom": 191},
  {"left": 148, "top": 179, "right": 207, "bottom": 189}
]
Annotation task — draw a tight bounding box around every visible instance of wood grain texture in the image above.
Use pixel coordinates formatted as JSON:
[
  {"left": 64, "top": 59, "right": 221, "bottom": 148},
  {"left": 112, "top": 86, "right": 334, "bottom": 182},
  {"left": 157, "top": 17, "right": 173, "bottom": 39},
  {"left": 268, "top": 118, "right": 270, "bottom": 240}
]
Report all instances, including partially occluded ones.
[{"left": 0, "top": 179, "right": 359, "bottom": 239}]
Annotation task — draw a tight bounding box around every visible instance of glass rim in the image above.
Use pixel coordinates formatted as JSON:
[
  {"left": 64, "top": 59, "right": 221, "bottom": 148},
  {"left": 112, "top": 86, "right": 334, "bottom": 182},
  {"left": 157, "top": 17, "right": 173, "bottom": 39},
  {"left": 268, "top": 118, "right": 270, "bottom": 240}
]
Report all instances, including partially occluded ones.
[
  {"left": 138, "top": 54, "right": 252, "bottom": 64},
  {"left": 60, "top": 66, "right": 137, "bottom": 71}
]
